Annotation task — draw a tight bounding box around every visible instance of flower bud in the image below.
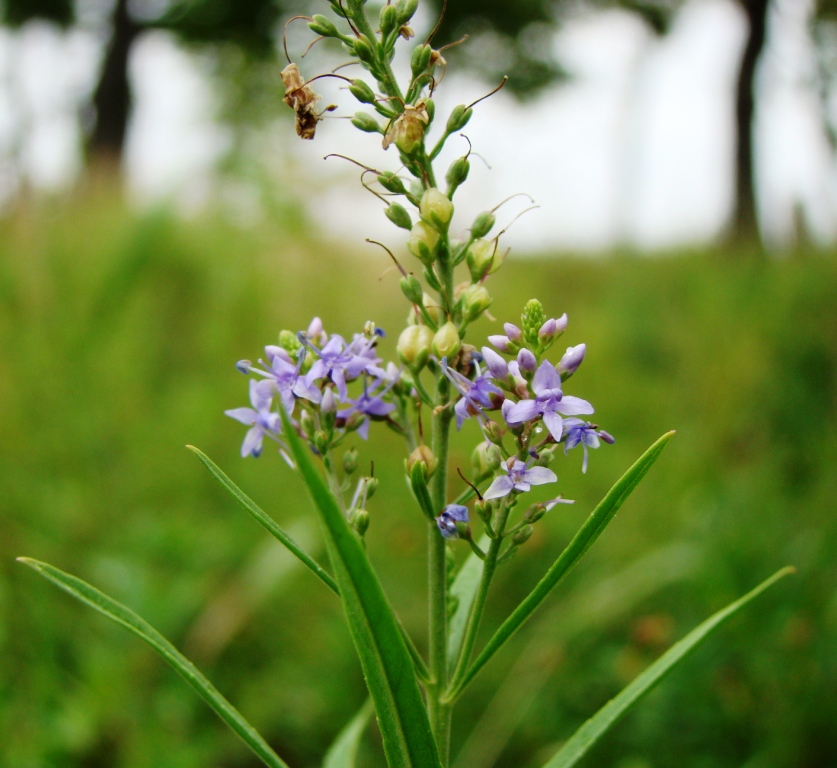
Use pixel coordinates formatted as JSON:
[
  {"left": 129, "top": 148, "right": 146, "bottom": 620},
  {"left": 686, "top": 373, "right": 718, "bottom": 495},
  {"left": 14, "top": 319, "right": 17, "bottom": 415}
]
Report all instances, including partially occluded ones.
[
  {"left": 397, "top": 324, "right": 434, "bottom": 369},
  {"left": 353, "top": 36, "right": 375, "bottom": 64},
  {"left": 558, "top": 343, "right": 586, "bottom": 378},
  {"left": 432, "top": 321, "right": 461, "bottom": 360},
  {"left": 309, "top": 14, "right": 340, "bottom": 37},
  {"left": 321, "top": 388, "right": 336, "bottom": 414},
  {"left": 378, "top": 172, "right": 407, "bottom": 194},
  {"left": 424, "top": 98, "right": 435, "bottom": 123},
  {"left": 472, "top": 441, "right": 502, "bottom": 477},
  {"left": 411, "top": 44, "right": 432, "bottom": 77},
  {"left": 422, "top": 293, "right": 444, "bottom": 325},
  {"left": 504, "top": 323, "right": 523, "bottom": 342},
  {"left": 523, "top": 504, "right": 548, "bottom": 524},
  {"left": 512, "top": 524, "right": 534, "bottom": 546},
  {"left": 386, "top": 202, "right": 412, "bottom": 230},
  {"left": 539, "top": 313, "right": 567, "bottom": 343},
  {"left": 407, "top": 444, "right": 438, "bottom": 477},
  {"left": 474, "top": 498, "right": 491, "bottom": 523},
  {"left": 407, "top": 221, "right": 439, "bottom": 265},
  {"left": 300, "top": 409, "right": 315, "bottom": 439},
  {"left": 419, "top": 188, "right": 454, "bottom": 231},
  {"left": 517, "top": 348, "right": 536, "bottom": 372},
  {"left": 446, "top": 104, "right": 473, "bottom": 134},
  {"left": 343, "top": 448, "right": 359, "bottom": 474},
  {"left": 483, "top": 418, "right": 506, "bottom": 444},
  {"left": 379, "top": 3, "right": 398, "bottom": 35},
  {"left": 278, "top": 329, "right": 302, "bottom": 354},
  {"left": 462, "top": 284, "right": 491, "bottom": 322},
  {"left": 350, "top": 507, "right": 370, "bottom": 536},
  {"left": 521, "top": 299, "right": 546, "bottom": 345},
  {"left": 400, "top": 275, "right": 423, "bottom": 304},
  {"left": 352, "top": 112, "right": 381, "bottom": 133},
  {"left": 471, "top": 211, "right": 496, "bottom": 239},
  {"left": 314, "top": 430, "right": 330, "bottom": 454},
  {"left": 349, "top": 78, "right": 376, "bottom": 104},
  {"left": 466, "top": 238, "right": 496, "bottom": 281},
  {"left": 364, "top": 476, "right": 379, "bottom": 499},
  {"left": 446, "top": 156, "right": 470, "bottom": 195},
  {"left": 481, "top": 347, "right": 509, "bottom": 379},
  {"left": 396, "top": 0, "right": 419, "bottom": 23},
  {"left": 487, "top": 334, "right": 513, "bottom": 353}
]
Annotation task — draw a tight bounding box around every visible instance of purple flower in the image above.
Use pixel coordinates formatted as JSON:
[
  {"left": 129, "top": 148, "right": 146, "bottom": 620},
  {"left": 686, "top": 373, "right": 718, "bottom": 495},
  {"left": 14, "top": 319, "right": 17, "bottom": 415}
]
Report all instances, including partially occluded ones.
[
  {"left": 225, "top": 380, "right": 284, "bottom": 458},
  {"left": 239, "top": 347, "right": 321, "bottom": 413},
  {"left": 303, "top": 332, "right": 385, "bottom": 399},
  {"left": 484, "top": 458, "right": 557, "bottom": 500},
  {"left": 563, "top": 418, "right": 615, "bottom": 473},
  {"left": 517, "top": 348, "right": 536, "bottom": 372},
  {"left": 337, "top": 377, "right": 396, "bottom": 439},
  {"left": 538, "top": 314, "right": 567, "bottom": 342},
  {"left": 505, "top": 360, "right": 594, "bottom": 441},
  {"left": 436, "top": 504, "right": 469, "bottom": 539},
  {"left": 442, "top": 357, "right": 504, "bottom": 429},
  {"left": 557, "top": 344, "right": 586, "bottom": 377}
]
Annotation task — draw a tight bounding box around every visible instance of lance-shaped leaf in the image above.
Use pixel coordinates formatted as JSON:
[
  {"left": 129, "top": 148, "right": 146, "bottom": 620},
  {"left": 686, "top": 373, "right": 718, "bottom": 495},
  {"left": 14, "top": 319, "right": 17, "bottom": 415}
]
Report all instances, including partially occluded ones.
[
  {"left": 323, "top": 699, "right": 374, "bottom": 768},
  {"left": 17, "top": 557, "right": 289, "bottom": 768},
  {"left": 541, "top": 566, "right": 795, "bottom": 768},
  {"left": 187, "top": 445, "right": 338, "bottom": 595},
  {"left": 447, "top": 431, "right": 675, "bottom": 700},
  {"left": 279, "top": 408, "right": 441, "bottom": 768}
]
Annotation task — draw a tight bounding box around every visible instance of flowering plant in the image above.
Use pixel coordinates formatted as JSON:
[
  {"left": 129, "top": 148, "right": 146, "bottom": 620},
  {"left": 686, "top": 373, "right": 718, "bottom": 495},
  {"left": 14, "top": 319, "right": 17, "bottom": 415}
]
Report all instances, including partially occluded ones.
[{"left": 19, "top": 1, "right": 793, "bottom": 766}]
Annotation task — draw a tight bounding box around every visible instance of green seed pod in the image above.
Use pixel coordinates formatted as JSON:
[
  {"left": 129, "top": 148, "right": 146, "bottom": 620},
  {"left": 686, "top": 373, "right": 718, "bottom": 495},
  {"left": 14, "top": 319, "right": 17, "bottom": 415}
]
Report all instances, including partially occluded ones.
[
  {"left": 379, "top": 3, "right": 398, "bottom": 36},
  {"left": 462, "top": 284, "right": 491, "bottom": 322},
  {"left": 399, "top": 274, "right": 423, "bottom": 304},
  {"left": 343, "top": 448, "right": 359, "bottom": 475},
  {"left": 419, "top": 187, "right": 454, "bottom": 231},
  {"left": 353, "top": 36, "right": 375, "bottom": 65},
  {"left": 445, "top": 156, "right": 470, "bottom": 195},
  {"left": 422, "top": 292, "right": 444, "bottom": 325},
  {"left": 471, "top": 210, "right": 496, "bottom": 239},
  {"left": 407, "top": 221, "right": 439, "bottom": 266},
  {"left": 378, "top": 172, "right": 407, "bottom": 195},
  {"left": 364, "top": 477, "right": 379, "bottom": 499},
  {"left": 397, "top": 324, "right": 434, "bottom": 370},
  {"left": 351, "top": 112, "right": 381, "bottom": 133},
  {"left": 446, "top": 104, "right": 473, "bottom": 134},
  {"left": 475, "top": 499, "right": 491, "bottom": 523},
  {"left": 512, "top": 525, "right": 534, "bottom": 546},
  {"left": 329, "top": 0, "right": 349, "bottom": 17},
  {"left": 523, "top": 503, "right": 548, "bottom": 524},
  {"left": 424, "top": 98, "right": 435, "bottom": 124},
  {"left": 411, "top": 44, "right": 432, "bottom": 77},
  {"left": 465, "top": 238, "right": 496, "bottom": 281},
  {"left": 309, "top": 14, "right": 339, "bottom": 37},
  {"left": 349, "top": 78, "right": 376, "bottom": 104},
  {"left": 396, "top": 0, "right": 419, "bottom": 24},
  {"left": 350, "top": 508, "right": 370, "bottom": 536},
  {"left": 385, "top": 202, "right": 412, "bottom": 231},
  {"left": 472, "top": 441, "right": 502, "bottom": 477},
  {"left": 407, "top": 444, "right": 438, "bottom": 478},
  {"left": 432, "top": 321, "right": 461, "bottom": 360}
]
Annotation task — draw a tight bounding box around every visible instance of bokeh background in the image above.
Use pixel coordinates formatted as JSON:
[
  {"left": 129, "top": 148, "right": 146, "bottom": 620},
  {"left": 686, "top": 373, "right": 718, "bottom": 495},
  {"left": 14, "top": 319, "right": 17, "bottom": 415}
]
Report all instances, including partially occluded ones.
[{"left": 2, "top": 0, "right": 837, "bottom": 766}]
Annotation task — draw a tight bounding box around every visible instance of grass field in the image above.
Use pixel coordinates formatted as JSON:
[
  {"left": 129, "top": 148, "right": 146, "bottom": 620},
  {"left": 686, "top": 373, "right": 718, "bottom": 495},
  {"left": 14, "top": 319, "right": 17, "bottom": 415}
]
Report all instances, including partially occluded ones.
[{"left": 1, "top": 193, "right": 835, "bottom": 768}]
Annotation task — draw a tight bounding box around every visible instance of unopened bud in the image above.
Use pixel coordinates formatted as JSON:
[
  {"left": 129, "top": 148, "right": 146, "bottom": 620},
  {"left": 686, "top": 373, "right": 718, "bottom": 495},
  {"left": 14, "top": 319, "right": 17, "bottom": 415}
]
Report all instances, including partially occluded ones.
[
  {"left": 300, "top": 409, "right": 315, "bottom": 439},
  {"left": 411, "top": 44, "right": 432, "bottom": 77},
  {"left": 466, "top": 238, "right": 496, "bottom": 281},
  {"left": 278, "top": 329, "right": 302, "bottom": 354},
  {"left": 349, "top": 78, "right": 376, "bottom": 104},
  {"left": 343, "top": 448, "right": 359, "bottom": 474},
  {"left": 350, "top": 508, "right": 370, "bottom": 536},
  {"left": 386, "top": 203, "right": 412, "bottom": 230},
  {"left": 397, "top": 324, "right": 434, "bottom": 369},
  {"left": 474, "top": 499, "right": 491, "bottom": 523},
  {"left": 446, "top": 156, "right": 470, "bottom": 195},
  {"left": 321, "top": 388, "right": 336, "bottom": 414},
  {"left": 407, "top": 221, "right": 439, "bottom": 265},
  {"left": 407, "top": 444, "right": 438, "bottom": 477},
  {"left": 504, "top": 323, "right": 523, "bottom": 342},
  {"left": 400, "top": 275, "right": 423, "bottom": 304},
  {"left": 558, "top": 343, "right": 586, "bottom": 378},
  {"left": 432, "top": 321, "right": 461, "bottom": 359},
  {"left": 539, "top": 313, "right": 567, "bottom": 343},
  {"left": 353, "top": 36, "right": 375, "bottom": 64},
  {"left": 309, "top": 14, "right": 339, "bottom": 37},
  {"left": 446, "top": 104, "right": 473, "bottom": 134},
  {"left": 517, "top": 348, "right": 536, "bottom": 373},
  {"left": 396, "top": 0, "right": 418, "bottom": 23},
  {"left": 472, "top": 441, "right": 502, "bottom": 477},
  {"left": 378, "top": 172, "right": 407, "bottom": 195},
  {"left": 364, "top": 476, "right": 379, "bottom": 499},
  {"left": 379, "top": 3, "right": 398, "bottom": 35},
  {"left": 483, "top": 419, "right": 506, "bottom": 444},
  {"left": 419, "top": 188, "right": 454, "bottom": 231},
  {"left": 471, "top": 211, "right": 496, "bottom": 239},
  {"left": 512, "top": 524, "right": 534, "bottom": 546},
  {"left": 524, "top": 504, "right": 547, "bottom": 524},
  {"left": 521, "top": 300, "right": 546, "bottom": 345},
  {"left": 314, "top": 430, "right": 329, "bottom": 454},
  {"left": 424, "top": 98, "right": 435, "bottom": 123},
  {"left": 462, "top": 284, "right": 491, "bottom": 322},
  {"left": 352, "top": 112, "right": 381, "bottom": 133},
  {"left": 422, "top": 293, "right": 444, "bottom": 325}
]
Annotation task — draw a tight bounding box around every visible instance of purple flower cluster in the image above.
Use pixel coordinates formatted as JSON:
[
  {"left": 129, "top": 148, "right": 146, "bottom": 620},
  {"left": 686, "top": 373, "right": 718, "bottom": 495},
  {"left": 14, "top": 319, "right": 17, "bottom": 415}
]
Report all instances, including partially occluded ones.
[{"left": 226, "top": 318, "right": 397, "bottom": 456}]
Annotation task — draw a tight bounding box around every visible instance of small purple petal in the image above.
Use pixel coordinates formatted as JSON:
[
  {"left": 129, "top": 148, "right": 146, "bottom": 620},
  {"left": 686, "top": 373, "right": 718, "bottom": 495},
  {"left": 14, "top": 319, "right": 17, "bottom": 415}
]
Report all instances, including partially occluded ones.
[
  {"left": 557, "top": 396, "right": 594, "bottom": 416},
  {"left": 225, "top": 407, "right": 258, "bottom": 426},
  {"left": 542, "top": 410, "right": 564, "bottom": 441},
  {"left": 532, "top": 360, "right": 561, "bottom": 394},
  {"left": 522, "top": 466, "right": 557, "bottom": 486},
  {"left": 506, "top": 399, "right": 540, "bottom": 424},
  {"left": 484, "top": 475, "right": 515, "bottom": 499}
]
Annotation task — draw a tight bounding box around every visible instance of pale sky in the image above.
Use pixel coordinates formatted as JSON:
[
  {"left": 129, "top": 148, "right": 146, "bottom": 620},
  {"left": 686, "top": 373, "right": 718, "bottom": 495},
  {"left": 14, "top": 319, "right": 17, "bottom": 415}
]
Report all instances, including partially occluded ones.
[{"left": 1, "top": 0, "right": 835, "bottom": 251}]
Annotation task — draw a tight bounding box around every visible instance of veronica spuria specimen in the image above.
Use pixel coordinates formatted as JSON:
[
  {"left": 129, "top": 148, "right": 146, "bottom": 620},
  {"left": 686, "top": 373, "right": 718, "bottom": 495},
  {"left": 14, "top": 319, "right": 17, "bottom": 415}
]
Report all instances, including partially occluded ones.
[{"left": 19, "top": 2, "right": 794, "bottom": 767}]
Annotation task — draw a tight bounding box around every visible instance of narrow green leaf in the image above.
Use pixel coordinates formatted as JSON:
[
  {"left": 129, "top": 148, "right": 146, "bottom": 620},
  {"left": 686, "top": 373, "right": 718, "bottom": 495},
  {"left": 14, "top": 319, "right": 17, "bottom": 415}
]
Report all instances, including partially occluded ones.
[
  {"left": 541, "top": 566, "right": 795, "bottom": 768},
  {"left": 17, "top": 557, "right": 289, "bottom": 768},
  {"left": 448, "top": 431, "right": 675, "bottom": 699},
  {"left": 447, "top": 535, "right": 490, "bottom": 673},
  {"left": 323, "top": 699, "right": 374, "bottom": 768},
  {"left": 187, "top": 445, "right": 338, "bottom": 595},
  {"left": 279, "top": 408, "right": 441, "bottom": 768}
]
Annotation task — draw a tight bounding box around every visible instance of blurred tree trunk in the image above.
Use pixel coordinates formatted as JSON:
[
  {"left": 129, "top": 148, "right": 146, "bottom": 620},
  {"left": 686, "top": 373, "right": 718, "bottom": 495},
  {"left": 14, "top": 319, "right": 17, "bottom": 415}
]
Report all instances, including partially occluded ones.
[
  {"left": 88, "top": 0, "right": 141, "bottom": 165},
  {"left": 732, "top": 0, "right": 769, "bottom": 244}
]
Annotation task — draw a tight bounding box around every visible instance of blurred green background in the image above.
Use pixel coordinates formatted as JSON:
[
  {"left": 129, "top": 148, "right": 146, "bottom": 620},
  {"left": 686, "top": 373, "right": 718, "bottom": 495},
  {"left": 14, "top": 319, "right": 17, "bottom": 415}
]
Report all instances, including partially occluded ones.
[{"left": 1, "top": 190, "right": 835, "bottom": 768}]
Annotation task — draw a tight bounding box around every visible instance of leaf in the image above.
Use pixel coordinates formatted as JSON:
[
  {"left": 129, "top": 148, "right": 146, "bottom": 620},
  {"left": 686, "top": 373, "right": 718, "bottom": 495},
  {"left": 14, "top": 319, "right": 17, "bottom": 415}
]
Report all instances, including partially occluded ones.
[
  {"left": 279, "top": 408, "right": 441, "bottom": 768},
  {"left": 17, "top": 557, "right": 289, "bottom": 768},
  {"left": 541, "top": 566, "right": 795, "bottom": 768},
  {"left": 187, "top": 445, "right": 338, "bottom": 595},
  {"left": 323, "top": 699, "right": 374, "bottom": 768},
  {"left": 448, "top": 431, "right": 675, "bottom": 699},
  {"left": 447, "top": 535, "right": 490, "bottom": 673}
]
